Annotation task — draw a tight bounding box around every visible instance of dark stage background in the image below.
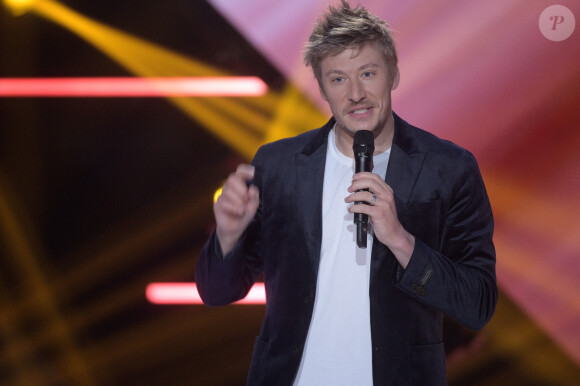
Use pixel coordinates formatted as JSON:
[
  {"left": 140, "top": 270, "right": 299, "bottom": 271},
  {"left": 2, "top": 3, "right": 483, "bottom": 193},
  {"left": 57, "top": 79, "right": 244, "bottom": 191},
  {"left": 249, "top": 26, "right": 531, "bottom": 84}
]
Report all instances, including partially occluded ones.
[{"left": 1, "top": 1, "right": 579, "bottom": 385}]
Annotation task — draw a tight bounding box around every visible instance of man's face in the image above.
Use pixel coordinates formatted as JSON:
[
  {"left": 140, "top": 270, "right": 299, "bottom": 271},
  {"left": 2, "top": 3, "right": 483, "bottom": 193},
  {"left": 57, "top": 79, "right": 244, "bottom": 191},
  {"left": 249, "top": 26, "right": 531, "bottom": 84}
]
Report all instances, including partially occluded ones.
[{"left": 318, "top": 43, "right": 399, "bottom": 150}]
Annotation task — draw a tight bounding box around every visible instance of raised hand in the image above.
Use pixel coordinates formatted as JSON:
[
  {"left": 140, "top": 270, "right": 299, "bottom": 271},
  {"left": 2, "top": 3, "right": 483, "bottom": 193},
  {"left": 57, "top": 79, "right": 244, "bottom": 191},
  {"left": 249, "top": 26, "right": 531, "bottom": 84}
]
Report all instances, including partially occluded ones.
[{"left": 214, "top": 164, "right": 260, "bottom": 256}]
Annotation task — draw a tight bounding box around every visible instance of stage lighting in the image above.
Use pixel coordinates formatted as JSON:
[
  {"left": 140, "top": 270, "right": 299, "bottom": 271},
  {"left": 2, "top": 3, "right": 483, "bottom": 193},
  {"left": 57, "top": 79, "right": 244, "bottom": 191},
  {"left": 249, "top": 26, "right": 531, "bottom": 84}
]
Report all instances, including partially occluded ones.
[
  {"left": 146, "top": 283, "right": 266, "bottom": 305},
  {"left": 0, "top": 77, "right": 268, "bottom": 97},
  {"left": 3, "top": 0, "right": 36, "bottom": 16}
]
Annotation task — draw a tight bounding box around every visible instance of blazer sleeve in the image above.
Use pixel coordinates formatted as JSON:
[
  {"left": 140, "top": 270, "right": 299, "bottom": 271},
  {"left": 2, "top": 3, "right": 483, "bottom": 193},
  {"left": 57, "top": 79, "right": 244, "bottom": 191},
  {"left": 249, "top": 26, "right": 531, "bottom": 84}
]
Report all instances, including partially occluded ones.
[
  {"left": 195, "top": 154, "right": 264, "bottom": 307},
  {"left": 395, "top": 150, "right": 497, "bottom": 330}
]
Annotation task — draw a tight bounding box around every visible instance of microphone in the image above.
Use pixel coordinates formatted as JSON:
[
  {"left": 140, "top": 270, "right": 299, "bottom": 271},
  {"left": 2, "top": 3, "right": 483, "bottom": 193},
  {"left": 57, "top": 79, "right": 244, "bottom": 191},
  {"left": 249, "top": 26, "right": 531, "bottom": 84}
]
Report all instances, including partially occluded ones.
[{"left": 353, "top": 130, "right": 374, "bottom": 248}]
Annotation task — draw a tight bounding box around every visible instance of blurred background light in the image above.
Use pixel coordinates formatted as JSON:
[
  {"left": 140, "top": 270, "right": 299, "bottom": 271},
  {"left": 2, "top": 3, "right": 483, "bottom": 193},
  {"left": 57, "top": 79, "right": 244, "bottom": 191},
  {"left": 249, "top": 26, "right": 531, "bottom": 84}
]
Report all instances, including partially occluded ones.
[
  {"left": 2, "top": 0, "right": 36, "bottom": 16},
  {"left": 0, "top": 77, "right": 268, "bottom": 97},
  {"left": 146, "top": 283, "right": 266, "bottom": 305}
]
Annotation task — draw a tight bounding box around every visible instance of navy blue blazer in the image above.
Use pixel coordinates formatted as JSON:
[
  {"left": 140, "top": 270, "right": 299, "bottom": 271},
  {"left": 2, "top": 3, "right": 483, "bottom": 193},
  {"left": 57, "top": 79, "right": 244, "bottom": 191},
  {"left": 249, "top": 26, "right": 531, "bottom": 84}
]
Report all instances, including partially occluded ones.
[{"left": 196, "top": 113, "right": 497, "bottom": 385}]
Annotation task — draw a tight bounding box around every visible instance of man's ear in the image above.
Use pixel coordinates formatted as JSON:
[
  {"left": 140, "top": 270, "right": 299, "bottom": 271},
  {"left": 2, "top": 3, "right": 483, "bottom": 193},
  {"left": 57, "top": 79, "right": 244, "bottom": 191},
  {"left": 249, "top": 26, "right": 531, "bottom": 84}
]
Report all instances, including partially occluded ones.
[{"left": 392, "top": 68, "right": 400, "bottom": 90}]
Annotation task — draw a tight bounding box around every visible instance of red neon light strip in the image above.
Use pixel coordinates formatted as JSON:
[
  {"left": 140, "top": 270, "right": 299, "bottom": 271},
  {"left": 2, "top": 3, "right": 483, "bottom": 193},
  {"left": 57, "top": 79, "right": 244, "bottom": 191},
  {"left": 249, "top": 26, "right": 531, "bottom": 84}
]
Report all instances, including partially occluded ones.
[
  {"left": 146, "top": 283, "right": 266, "bottom": 305},
  {"left": 0, "top": 77, "right": 268, "bottom": 97}
]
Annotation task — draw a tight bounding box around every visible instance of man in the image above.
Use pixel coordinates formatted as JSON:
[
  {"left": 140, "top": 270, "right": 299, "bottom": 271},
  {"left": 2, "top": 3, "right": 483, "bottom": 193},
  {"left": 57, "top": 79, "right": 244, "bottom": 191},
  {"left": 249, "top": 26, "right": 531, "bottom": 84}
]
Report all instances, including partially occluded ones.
[{"left": 196, "top": 1, "right": 497, "bottom": 385}]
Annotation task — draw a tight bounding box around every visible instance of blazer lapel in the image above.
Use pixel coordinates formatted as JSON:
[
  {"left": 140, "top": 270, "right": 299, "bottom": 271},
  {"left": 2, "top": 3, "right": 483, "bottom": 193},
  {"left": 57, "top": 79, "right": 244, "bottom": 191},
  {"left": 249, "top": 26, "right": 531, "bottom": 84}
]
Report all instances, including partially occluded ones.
[
  {"left": 295, "top": 120, "right": 334, "bottom": 279},
  {"left": 371, "top": 114, "right": 426, "bottom": 281}
]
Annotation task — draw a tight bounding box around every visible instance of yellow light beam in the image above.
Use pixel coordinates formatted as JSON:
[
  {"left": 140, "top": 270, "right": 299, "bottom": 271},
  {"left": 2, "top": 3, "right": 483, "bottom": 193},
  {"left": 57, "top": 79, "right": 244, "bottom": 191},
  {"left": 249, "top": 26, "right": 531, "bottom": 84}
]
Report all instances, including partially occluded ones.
[
  {"left": 0, "top": 169, "right": 94, "bottom": 385},
  {"left": 2, "top": 0, "right": 35, "bottom": 16},
  {"left": 31, "top": 0, "right": 271, "bottom": 157}
]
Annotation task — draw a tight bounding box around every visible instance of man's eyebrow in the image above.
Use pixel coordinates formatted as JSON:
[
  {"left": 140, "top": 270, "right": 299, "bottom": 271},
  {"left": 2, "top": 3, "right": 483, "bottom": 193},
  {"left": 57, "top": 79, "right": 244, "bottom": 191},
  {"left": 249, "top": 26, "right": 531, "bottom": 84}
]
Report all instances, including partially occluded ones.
[
  {"left": 324, "top": 63, "right": 382, "bottom": 77},
  {"left": 359, "top": 63, "right": 381, "bottom": 71},
  {"left": 325, "top": 69, "right": 346, "bottom": 77}
]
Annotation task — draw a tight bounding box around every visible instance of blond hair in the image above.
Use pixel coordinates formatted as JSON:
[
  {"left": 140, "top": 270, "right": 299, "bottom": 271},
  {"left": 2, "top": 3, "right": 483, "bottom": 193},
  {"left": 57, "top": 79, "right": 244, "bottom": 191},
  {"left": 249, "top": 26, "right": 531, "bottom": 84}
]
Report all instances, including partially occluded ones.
[{"left": 304, "top": 0, "right": 398, "bottom": 82}]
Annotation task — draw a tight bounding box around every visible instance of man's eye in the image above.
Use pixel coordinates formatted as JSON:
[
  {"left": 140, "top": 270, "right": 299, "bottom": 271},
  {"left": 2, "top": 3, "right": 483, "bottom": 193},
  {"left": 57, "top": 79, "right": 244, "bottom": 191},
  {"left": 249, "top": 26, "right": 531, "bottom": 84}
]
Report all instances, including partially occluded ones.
[
  {"left": 362, "top": 72, "right": 374, "bottom": 78},
  {"left": 333, "top": 77, "right": 345, "bottom": 83}
]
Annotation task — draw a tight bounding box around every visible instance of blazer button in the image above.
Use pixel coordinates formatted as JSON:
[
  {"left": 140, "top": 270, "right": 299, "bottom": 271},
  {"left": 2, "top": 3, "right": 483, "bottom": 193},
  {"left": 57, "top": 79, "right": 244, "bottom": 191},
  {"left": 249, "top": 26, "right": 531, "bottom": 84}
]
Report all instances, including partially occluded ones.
[
  {"left": 304, "top": 296, "right": 311, "bottom": 304},
  {"left": 293, "top": 346, "right": 300, "bottom": 355}
]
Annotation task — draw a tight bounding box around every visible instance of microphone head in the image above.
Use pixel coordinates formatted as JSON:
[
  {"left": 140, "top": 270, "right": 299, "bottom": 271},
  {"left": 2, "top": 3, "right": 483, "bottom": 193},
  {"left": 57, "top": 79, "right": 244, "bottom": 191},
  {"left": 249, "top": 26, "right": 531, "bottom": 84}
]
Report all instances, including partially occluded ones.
[{"left": 353, "top": 130, "right": 375, "bottom": 156}]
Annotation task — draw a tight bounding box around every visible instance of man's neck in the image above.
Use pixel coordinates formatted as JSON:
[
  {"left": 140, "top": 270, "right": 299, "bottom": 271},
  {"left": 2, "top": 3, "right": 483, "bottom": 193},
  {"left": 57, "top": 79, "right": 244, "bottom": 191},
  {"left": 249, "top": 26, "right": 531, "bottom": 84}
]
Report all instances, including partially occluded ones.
[{"left": 334, "top": 116, "right": 395, "bottom": 158}]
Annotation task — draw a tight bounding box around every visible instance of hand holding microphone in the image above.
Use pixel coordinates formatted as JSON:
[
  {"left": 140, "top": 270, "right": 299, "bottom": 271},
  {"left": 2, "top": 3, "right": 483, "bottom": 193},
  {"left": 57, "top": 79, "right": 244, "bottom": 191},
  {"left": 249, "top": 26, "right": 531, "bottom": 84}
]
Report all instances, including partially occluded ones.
[{"left": 347, "top": 132, "right": 415, "bottom": 266}]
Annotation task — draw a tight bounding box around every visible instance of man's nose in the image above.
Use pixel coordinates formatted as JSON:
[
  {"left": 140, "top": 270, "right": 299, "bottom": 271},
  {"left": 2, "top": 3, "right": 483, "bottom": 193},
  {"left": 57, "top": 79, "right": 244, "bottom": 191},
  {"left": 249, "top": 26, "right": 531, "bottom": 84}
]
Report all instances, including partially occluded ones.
[{"left": 347, "top": 79, "right": 367, "bottom": 103}]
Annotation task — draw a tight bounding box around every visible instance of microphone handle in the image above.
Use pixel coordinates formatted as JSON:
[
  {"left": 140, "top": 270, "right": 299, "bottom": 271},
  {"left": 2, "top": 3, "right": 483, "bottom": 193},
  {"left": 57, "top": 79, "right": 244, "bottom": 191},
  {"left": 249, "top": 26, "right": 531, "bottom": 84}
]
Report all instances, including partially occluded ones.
[
  {"left": 354, "top": 154, "right": 372, "bottom": 248},
  {"left": 356, "top": 214, "right": 368, "bottom": 248}
]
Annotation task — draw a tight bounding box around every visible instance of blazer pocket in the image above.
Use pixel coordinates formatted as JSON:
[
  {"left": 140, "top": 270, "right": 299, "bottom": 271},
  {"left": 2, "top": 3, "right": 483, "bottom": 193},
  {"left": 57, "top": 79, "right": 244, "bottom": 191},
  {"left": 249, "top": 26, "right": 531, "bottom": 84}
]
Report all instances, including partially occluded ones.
[
  {"left": 410, "top": 342, "right": 447, "bottom": 386},
  {"left": 402, "top": 200, "right": 441, "bottom": 250}
]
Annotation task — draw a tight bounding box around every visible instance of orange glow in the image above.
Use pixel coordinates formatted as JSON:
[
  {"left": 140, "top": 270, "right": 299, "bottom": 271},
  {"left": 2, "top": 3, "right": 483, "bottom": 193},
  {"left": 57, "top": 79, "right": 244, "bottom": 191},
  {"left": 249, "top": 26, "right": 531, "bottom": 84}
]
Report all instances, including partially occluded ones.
[
  {"left": 0, "top": 77, "right": 268, "bottom": 97},
  {"left": 2, "top": 0, "right": 36, "bottom": 16},
  {"left": 146, "top": 283, "right": 266, "bottom": 305}
]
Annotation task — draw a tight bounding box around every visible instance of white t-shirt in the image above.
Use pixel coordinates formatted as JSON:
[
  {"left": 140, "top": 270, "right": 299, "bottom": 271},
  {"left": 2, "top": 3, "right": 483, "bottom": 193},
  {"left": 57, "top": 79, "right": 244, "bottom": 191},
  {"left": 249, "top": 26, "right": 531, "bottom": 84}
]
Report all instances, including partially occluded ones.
[{"left": 293, "top": 128, "right": 391, "bottom": 385}]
